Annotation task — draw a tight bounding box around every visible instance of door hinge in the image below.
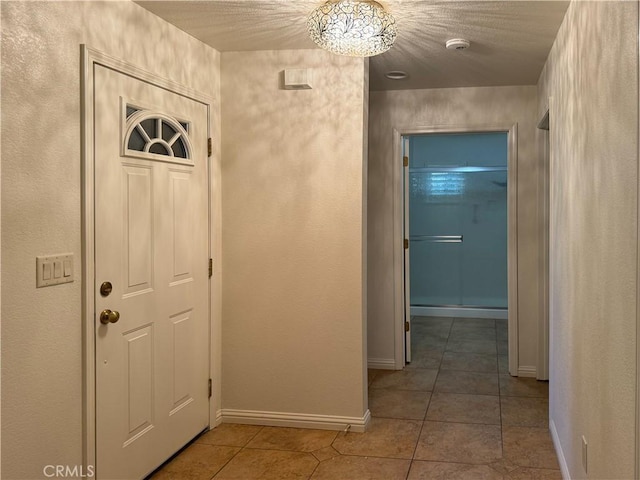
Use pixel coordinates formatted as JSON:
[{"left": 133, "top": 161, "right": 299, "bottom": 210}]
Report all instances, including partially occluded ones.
[
  {"left": 403, "top": 156, "right": 409, "bottom": 167},
  {"left": 207, "top": 138, "right": 212, "bottom": 157},
  {"left": 208, "top": 378, "right": 212, "bottom": 398},
  {"left": 404, "top": 238, "right": 409, "bottom": 249},
  {"left": 208, "top": 258, "right": 213, "bottom": 278},
  {"left": 405, "top": 321, "right": 410, "bottom": 332}
]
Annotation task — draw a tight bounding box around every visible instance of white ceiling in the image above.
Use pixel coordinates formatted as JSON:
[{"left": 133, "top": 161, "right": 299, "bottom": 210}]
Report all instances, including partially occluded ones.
[{"left": 135, "top": 0, "right": 569, "bottom": 91}]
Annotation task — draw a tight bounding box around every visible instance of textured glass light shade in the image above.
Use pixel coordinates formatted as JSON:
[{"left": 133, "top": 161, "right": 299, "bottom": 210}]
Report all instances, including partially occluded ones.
[{"left": 308, "top": 1, "right": 397, "bottom": 57}]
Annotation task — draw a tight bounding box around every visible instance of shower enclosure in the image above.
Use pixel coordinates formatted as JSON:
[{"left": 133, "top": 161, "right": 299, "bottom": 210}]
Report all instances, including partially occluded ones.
[{"left": 407, "top": 132, "right": 508, "bottom": 317}]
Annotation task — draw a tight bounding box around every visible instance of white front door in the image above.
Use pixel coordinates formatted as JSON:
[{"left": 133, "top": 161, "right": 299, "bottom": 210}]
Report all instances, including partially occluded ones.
[{"left": 94, "top": 64, "right": 210, "bottom": 480}]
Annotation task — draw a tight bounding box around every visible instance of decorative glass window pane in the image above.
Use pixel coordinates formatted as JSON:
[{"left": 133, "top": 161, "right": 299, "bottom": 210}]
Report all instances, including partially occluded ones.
[
  {"left": 162, "top": 122, "right": 177, "bottom": 142},
  {"left": 149, "top": 142, "right": 171, "bottom": 155},
  {"left": 140, "top": 118, "right": 157, "bottom": 139},
  {"left": 123, "top": 105, "right": 192, "bottom": 163},
  {"left": 126, "top": 106, "right": 140, "bottom": 118},
  {"left": 128, "top": 128, "right": 146, "bottom": 152},
  {"left": 172, "top": 138, "right": 188, "bottom": 159}
]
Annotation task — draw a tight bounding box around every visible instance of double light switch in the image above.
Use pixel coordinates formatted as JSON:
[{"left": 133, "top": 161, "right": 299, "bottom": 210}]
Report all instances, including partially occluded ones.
[{"left": 36, "top": 253, "right": 74, "bottom": 287}]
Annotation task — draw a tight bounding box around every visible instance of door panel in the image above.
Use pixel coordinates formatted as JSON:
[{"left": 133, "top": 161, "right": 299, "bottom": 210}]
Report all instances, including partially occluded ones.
[
  {"left": 123, "top": 165, "right": 153, "bottom": 294},
  {"left": 408, "top": 133, "right": 508, "bottom": 310},
  {"left": 403, "top": 137, "right": 411, "bottom": 363},
  {"left": 94, "top": 65, "right": 209, "bottom": 480}
]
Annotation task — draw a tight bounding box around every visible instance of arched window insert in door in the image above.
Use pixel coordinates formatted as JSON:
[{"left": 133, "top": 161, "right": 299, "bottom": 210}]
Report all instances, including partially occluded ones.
[{"left": 122, "top": 103, "right": 193, "bottom": 165}]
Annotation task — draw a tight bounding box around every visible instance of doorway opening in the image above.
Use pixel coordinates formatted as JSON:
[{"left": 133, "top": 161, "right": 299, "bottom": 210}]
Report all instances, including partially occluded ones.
[{"left": 393, "top": 125, "right": 519, "bottom": 375}]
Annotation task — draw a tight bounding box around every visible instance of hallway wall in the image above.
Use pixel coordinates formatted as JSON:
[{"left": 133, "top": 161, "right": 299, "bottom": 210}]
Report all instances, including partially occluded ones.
[
  {"left": 537, "top": 1, "right": 639, "bottom": 477},
  {"left": 220, "top": 51, "right": 369, "bottom": 424},
  {"left": 1, "top": 2, "right": 221, "bottom": 478},
  {"left": 368, "top": 86, "right": 539, "bottom": 372}
]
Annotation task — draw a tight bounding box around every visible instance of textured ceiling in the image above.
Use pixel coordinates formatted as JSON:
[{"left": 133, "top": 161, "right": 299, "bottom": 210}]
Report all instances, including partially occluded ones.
[{"left": 135, "top": 0, "right": 569, "bottom": 91}]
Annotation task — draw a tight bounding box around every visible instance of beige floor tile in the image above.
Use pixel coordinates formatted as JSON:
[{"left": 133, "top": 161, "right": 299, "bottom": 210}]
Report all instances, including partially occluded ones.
[
  {"left": 426, "top": 393, "right": 500, "bottom": 425},
  {"left": 435, "top": 370, "right": 499, "bottom": 395},
  {"left": 446, "top": 339, "right": 497, "bottom": 355},
  {"left": 440, "top": 352, "right": 498, "bottom": 373},
  {"left": 311, "top": 446, "right": 340, "bottom": 462},
  {"left": 246, "top": 427, "right": 337, "bottom": 452},
  {"left": 498, "top": 355, "right": 509, "bottom": 374},
  {"left": 370, "top": 369, "right": 438, "bottom": 391},
  {"left": 502, "top": 426, "right": 560, "bottom": 470},
  {"left": 413, "top": 332, "right": 449, "bottom": 350},
  {"left": 197, "top": 424, "right": 264, "bottom": 447},
  {"left": 151, "top": 444, "right": 240, "bottom": 480},
  {"left": 499, "top": 375, "right": 549, "bottom": 398},
  {"left": 497, "top": 328, "right": 508, "bottom": 341},
  {"left": 449, "top": 326, "right": 497, "bottom": 341},
  {"left": 449, "top": 331, "right": 497, "bottom": 344},
  {"left": 369, "top": 388, "right": 431, "bottom": 420},
  {"left": 486, "top": 458, "right": 522, "bottom": 476},
  {"left": 415, "top": 421, "right": 502, "bottom": 464},
  {"left": 408, "top": 461, "right": 505, "bottom": 480},
  {"left": 213, "top": 449, "right": 318, "bottom": 479},
  {"left": 412, "top": 322, "right": 452, "bottom": 335},
  {"left": 332, "top": 417, "right": 422, "bottom": 459},
  {"left": 413, "top": 316, "right": 453, "bottom": 328},
  {"left": 311, "top": 455, "right": 411, "bottom": 480},
  {"left": 405, "top": 349, "right": 444, "bottom": 370},
  {"left": 507, "top": 467, "right": 562, "bottom": 479},
  {"left": 501, "top": 397, "right": 549, "bottom": 428},
  {"left": 454, "top": 318, "right": 496, "bottom": 328},
  {"left": 368, "top": 369, "right": 385, "bottom": 386}
]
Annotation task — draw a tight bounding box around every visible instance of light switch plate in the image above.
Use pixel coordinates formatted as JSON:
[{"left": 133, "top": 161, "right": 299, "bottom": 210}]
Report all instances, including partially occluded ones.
[{"left": 37, "top": 253, "right": 74, "bottom": 287}]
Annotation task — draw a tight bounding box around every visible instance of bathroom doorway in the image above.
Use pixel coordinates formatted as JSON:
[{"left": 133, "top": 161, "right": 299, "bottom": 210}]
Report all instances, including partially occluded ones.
[{"left": 394, "top": 126, "right": 518, "bottom": 374}]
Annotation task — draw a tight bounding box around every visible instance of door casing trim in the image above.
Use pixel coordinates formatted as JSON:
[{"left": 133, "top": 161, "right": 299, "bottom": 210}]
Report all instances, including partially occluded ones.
[
  {"left": 80, "top": 45, "right": 219, "bottom": 475},
  {"left": 392, "top": 125, "right": 519, "bottom": 373}
]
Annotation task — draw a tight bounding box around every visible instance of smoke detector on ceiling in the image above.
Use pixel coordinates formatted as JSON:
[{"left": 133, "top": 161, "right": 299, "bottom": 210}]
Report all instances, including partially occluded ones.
[{"left": 445, "top": 38, "right": 470, "bottom": 51}]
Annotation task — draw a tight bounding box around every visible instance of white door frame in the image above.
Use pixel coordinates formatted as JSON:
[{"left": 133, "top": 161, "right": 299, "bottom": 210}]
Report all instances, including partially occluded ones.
[
  {"left": 392, "top": 125, "right": 519, "bottom": 373},
  {"left": 80, "top": 45, "right": 220, "bottom": 473},
  {"left": 537, "top": 108, "right": 550, "bottom": 381}
]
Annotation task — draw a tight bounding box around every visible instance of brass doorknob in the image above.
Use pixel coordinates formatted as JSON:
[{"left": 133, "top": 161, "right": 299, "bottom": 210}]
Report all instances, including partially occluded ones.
[{"left": 100, "top": 309, "right": 120, "bottom": 325}]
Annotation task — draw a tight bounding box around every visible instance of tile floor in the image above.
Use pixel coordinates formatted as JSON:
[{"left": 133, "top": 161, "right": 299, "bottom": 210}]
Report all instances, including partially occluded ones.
[{"left": 150, "top": 316, "right": 560, "bottom": 479}]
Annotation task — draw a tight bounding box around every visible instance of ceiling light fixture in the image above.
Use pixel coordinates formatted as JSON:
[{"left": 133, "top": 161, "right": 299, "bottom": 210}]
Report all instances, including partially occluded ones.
[
  {"left": 308, "top": 1, "right": 397, "bottom": 57},
  {"left": 385, "top": 71, "right": 408, "bottom": 80}
]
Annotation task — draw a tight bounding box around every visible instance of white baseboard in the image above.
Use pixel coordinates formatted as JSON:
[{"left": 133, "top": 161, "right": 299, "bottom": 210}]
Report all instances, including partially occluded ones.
[
  {"left": 517, "top": 366, "right": 537, "bottom": 378},
  {"left": 220, "top": 408, "right": 371, "bottom": 433},
  {"left": 368, "top": 358, "right": 396, "bottom": 370},
  {"left": 550, "top": 418, "right": 571, "bottom": 479},
  {"left": 411, "top": 306, "right": 508, "bottom": 320}
]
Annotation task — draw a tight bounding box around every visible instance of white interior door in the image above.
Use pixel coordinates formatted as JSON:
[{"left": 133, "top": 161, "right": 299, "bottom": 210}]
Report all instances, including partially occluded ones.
[
  {"left": 404, "top": 137, "right": 412, "bottom": 363},
  {"left": 94, "top": 64, "right": 210, "bottom": 480}
]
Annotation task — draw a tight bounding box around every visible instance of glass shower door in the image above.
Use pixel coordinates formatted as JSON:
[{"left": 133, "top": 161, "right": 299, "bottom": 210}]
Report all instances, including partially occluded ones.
[
  {"left": 408, "top": 132, "right": 508, "bottom": 310},
  {"left": 409, "top": 169, "right": 463, "bottom": 306}
]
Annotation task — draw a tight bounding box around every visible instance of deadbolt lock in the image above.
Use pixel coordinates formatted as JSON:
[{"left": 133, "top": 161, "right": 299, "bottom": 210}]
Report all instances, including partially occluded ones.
[
  {"left": 100, "top": 281, "right": 113, "bottom": 297},
  {"left": 100, "top": 309, "right": 120, "bottom": 325}
]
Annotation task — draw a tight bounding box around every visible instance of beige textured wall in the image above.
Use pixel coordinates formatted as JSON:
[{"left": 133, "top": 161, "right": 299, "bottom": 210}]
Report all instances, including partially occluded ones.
[
  {"left": 368, "top": 86, "right": 539, "bottom": 370},
  {"left": 537, "top": 1, "right": 638, "bottom": 477},
  {"left": 1, "top": 2, "right": 220, "bottom": 478},
  {"left": 221, "top": 50, "right": 368, "bottom": 420}
]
